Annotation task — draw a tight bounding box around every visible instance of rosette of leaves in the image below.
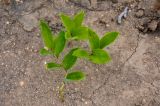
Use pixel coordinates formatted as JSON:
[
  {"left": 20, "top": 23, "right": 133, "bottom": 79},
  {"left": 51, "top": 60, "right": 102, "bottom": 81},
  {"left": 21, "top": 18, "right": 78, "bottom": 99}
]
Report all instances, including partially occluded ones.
[
  {"left": 60, "top": 11, "right": 88, "bottom": 40},
  {"left": 39, "top": 11, "right": 119, "bottom": 101}
]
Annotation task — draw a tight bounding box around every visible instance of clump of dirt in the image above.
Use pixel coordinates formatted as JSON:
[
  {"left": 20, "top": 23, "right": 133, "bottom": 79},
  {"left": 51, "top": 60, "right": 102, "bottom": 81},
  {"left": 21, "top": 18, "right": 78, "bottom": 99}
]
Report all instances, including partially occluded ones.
[
  {"left": 135, "top": 0, "right": 160, "bottom": 33},
  {"left": 135, "top": 10, "right": 160, "bottom": 33}
]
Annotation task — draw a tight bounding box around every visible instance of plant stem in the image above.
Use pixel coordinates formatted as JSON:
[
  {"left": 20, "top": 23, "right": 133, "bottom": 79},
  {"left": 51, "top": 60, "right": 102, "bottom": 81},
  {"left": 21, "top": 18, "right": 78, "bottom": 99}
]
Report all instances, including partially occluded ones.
[
  {"left": 59, "top": 72, "right": 68, "bottom": 102},
  {"left": 59, "top": 81, "right": 65, "bottom": 102}
]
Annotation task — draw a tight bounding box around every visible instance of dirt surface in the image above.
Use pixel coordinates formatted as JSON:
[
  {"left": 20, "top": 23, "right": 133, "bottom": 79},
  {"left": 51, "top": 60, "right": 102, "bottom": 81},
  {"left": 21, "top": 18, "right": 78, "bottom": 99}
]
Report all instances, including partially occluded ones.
[{"left": 0, "top": 0, "right": 160, "bottom": 106}]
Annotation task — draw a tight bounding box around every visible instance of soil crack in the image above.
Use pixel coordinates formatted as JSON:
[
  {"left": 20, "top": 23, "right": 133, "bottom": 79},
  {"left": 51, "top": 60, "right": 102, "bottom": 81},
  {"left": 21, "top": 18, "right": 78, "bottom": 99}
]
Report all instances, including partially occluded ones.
[{"left": 120, "top": 32, "right": 141, "bottom": 71}]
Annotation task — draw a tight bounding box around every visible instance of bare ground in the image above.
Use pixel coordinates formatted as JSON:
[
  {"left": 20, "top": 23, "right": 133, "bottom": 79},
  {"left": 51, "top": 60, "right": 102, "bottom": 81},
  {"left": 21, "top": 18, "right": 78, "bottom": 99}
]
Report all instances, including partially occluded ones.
[{"left": 0, "top": 0, "right": 160, "bottom": 106}]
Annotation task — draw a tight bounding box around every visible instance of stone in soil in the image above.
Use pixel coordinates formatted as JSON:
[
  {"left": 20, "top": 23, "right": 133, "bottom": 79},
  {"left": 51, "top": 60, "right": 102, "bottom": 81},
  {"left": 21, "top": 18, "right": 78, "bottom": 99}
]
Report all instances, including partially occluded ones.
[
  {"left": 148, "top": 20, "right": 159, "bottom": 31},
  {"left": 18, "top": 13, "right": 38, "bottom": 32},
  {"left": 135, "top": 9, "right": 144, "bottom": 18}
]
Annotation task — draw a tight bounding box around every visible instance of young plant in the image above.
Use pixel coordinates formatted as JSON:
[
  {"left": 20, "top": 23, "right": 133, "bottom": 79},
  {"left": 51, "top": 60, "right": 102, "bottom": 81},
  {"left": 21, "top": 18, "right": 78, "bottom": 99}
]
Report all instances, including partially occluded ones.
[{"left": 39, "top": 11, "right": 119, "bottom": 101}]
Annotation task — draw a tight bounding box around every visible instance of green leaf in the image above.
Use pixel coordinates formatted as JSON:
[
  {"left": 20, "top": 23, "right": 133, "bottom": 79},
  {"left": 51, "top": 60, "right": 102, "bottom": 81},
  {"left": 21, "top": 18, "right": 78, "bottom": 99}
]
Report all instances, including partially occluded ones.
[
  {"left": 39, "top": 48, "right": 51, "bottom": 56},
  {"left": 60, "top": 12, "right": 88, "bottom": 40},
  {"left": 89, "top": 49, "right": 111, "bottom": 64},
  {"left": 65, "top": 71, "right": 85, "bottom": 81},
  {"left": 72, "top": 26, "right": 88, "bottom": 40},
  {"left": 73, "top": 11, "right": 85, "bottom": 26},
  {"left": 45, "top": 62, "right": 61, "bottom": 69},
  {"left": 100, "top": 32, "right": 119, "bottom": 49},
  {"left": 88, "top": 29, "right": 100, "bottom": 50},
  {"left": 62, "top": 48, "right": 78, "bottom": 70},
  {"left": 65, "top": 31, "right": 71, "bottom": 39},
  {"left": 54, "top": 31, "right": 66, "bottom": 57},
  {"left": 60, "top": 13, "right": 75, "bottom": 31},
  {"left": 73, "top": 48, "right": 89, "bottom": 58},
  {"left": 39, "top": 20, "right": 54, "bottom": 50}
]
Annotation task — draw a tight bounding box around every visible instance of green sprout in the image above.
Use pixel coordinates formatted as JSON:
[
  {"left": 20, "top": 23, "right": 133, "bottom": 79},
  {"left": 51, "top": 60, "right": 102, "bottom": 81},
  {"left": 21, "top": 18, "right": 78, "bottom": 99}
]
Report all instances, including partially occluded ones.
[{"left": 39, "top": 11, "right": 119, "bottom": 101}]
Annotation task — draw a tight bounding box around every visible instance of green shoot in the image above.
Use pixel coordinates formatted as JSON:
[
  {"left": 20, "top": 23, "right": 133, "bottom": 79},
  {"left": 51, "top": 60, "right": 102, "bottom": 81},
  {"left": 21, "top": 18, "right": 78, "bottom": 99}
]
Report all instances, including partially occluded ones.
[{"left": 39, "top": 11, "right": 119, "bottom": 101}]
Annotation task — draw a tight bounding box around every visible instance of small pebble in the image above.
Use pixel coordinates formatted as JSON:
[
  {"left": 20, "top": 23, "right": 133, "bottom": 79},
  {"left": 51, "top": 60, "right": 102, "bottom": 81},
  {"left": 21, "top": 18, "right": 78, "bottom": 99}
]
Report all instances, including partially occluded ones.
[
  {"left": 6, "top": 21, "right": 9, "bottom": 25},
  {"left": 106, "top": 24, "right": 110, "bottom": 27},
  {"left": 155, "top": 36, "right": 158, "bottom": 39},
  {"left": 82, "top": 98, "right": 85, "bottom": 101},
  {"left": 135, "top": 9, "right": 144, "bottom": 18},
  {"left": 16, "top": 0, "right": 23, "bottom": 3},
  {"left": 26, "top": 47, "right": 29, "bottom": 50},
  {"left": 75, "top": 88, "right": 78, "bottom": 91},
  {"left": 85, "top": 101, "right": 88, "bottom": 104},
  {"left": 91, "top": 77, "right": 94, "bottom": 80},
  {"left": 20, "top": 81, "right": 24, "bottom": 86},
  {"left": 148, "top": 20, "right": 158, "bottom": 31},
  {"left": 128, "top": 9, "right": 132, "bottom": 13},
  {"left": 142, "top": 99, "right": 146, "bottom": 104}
]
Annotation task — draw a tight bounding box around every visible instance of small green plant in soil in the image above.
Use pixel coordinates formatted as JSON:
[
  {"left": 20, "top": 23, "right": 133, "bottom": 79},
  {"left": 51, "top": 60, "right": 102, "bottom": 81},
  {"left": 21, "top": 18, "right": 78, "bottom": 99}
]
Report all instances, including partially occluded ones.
[{"left": 39, "top": 11, "right": 119, "bottom": 101}]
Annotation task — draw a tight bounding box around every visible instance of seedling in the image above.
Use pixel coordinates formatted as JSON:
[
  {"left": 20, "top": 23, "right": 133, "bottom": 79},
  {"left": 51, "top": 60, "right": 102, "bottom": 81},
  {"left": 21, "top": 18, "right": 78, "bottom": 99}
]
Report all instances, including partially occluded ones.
[{"left": 39, "top": 11, "right": 119, "bottom": 101}]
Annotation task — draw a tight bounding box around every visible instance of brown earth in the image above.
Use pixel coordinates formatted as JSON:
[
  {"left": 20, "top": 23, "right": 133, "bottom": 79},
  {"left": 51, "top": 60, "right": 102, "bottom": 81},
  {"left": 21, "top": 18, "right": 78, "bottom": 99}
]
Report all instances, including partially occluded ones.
[{"left": 0, "top": 0, "right": 160, "bottom": 106}]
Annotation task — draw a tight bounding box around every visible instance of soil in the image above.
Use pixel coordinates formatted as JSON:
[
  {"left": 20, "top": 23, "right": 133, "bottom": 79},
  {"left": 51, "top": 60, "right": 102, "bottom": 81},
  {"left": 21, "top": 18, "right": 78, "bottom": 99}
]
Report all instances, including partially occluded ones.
[{"left": 0, "top": 0, "right": 160, "bottom": 106}]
